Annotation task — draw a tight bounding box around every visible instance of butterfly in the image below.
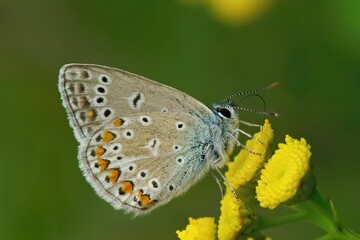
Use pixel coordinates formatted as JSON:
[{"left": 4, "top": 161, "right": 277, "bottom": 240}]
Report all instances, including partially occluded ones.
[{"left": 58, "top": 64, "right": 275, "bottom": 215}]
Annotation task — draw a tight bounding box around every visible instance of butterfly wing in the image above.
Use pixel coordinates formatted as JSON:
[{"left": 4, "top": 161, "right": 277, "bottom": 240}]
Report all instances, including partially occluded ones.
[
  {"left": 79, "top": 112, "right": 212, "bottom": 214},
  {"left": 58, "top": 64, "right": 214, "bottom": 142}
]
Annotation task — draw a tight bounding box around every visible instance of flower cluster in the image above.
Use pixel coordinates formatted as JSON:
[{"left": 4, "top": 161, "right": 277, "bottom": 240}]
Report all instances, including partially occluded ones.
[{"left": 176, "top": 120, "right": 359, "bottom": 240}]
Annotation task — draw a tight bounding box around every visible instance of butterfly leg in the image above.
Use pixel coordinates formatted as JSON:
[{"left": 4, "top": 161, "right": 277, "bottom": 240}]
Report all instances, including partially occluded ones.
[
  {"left": 210, "top": 161, "right": 238, "bottom": 199},
  {"left": 231, "top": 128, "right": 264, "bottom": 145},
  {"left": 227, "top": 133, "right": 261, "bottom": 156},
  {"left": 210, "top": 171, "right": 224, "bottom": 198},
  {"left": 239, "top": 120, "right": 261, "bottom": 127}
]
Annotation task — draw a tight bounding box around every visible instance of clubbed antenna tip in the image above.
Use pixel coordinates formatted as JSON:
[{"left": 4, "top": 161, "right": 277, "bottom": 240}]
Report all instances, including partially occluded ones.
[{"left": 268, "top": 82, "right": 281, "bottom": 89}]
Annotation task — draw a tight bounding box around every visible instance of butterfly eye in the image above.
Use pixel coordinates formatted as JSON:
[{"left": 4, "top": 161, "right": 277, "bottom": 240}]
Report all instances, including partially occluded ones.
[{"left": 217, "top": 108, "right": 232, "bottom": 119}]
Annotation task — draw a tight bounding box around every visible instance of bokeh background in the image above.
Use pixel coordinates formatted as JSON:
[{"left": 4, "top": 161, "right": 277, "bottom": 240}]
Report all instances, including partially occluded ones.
[{"left": 1, "top": 1, "right": 359, "bottom": 239}]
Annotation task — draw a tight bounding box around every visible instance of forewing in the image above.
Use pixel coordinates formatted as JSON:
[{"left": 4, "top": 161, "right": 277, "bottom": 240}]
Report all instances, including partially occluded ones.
[
  {"left": 79, "top": 112, "right": 211, "bottom": 214},
  {"left": 58, "top": 64, "right": 213, "bottom": 142}
]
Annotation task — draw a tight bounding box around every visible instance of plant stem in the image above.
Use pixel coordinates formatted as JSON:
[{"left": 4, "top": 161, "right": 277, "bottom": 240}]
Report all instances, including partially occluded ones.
[
  {"left": 292, "top": 188, "right": 360, "bottom": 240},
  {"left": 258, "top": 211, "right": 307, "bottom": 230}
]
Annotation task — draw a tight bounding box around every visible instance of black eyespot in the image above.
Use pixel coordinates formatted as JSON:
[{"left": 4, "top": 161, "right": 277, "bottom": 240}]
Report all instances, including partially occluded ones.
[
  {"left": 126, "top": 131, "right": 131, "bottom": 136},
  {"left": 218, "top": 108, "right": 232, "bottom": 118},
  {"left": 151, "top": 181, "right": 158, "bottom": 188},
  {"left": 96, "top": 97, "right": 104, "bottom": 103},
  {"left": 104, "top": 109, "right": 111, "bottom": 117},
  {"left": 129, "top": 166, "right": 134, "bottom": 171},
  {"left": 97, "top": 87, "right": 105, "bottom": 93},
  {"left": 140, "top": 172, "right": 146, "bottom": 177},
  {"left": 101, "top": 76, "right": 108, "bottom": 83},
  {"left": 105, "top": 176, "right": 110, "bottom": 183},
  {"left": 117, "top": 156, "right": 122, "bottom": 160},
  {"left": 113, "top": 146, "right": 119, "bottom": 150},
  {"left": 142, "top": 117, "right": 148, "bottom": 123},
  {"left": 95, "top": 135, "right": 102, "bottom": 142},
  {"left": 177, "top": 157, "right": 183, "bottom": 163},
  {"left": 169, "top": 185, "right": 174, "bottom": 191}
]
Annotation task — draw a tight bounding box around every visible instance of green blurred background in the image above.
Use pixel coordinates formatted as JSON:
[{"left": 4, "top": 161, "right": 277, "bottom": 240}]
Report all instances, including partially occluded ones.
[{"left": 1, "top": 1, "right": 359, "bottom": 239}]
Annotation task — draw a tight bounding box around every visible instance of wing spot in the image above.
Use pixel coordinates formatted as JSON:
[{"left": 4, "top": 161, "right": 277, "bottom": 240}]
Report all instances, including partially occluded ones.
[
  {"left": 81, "top": 70, "right": 90, "bottom": 79},
  {"left": 95, "top": 134, "right": 102, "bottom": 142},
  {"left": 70, "top": 97, "right": 78, "bottom": 108},
  {"left": 86, "top": 127, "right": 93, "bottom": 135},
  {"left": 77, "top": 83, "right": 86, "bottom": 93},
  {"left": 68, "top": 83, "right": 75, "bottom": 94},
  {"left": 119, "top": 181, "right": 134, "bottom": 195},
  {"left": 128, "top": 164, "right": 136, "bottom": 172},
  {"left": 137, "top": 190, "right": 157, "bottom": 208},
  {"left": 176, "top": 121, "right": 185, "bottom": 130},
  {"left": 94, "top": 84, "right": 108, "bottom": 95},
  {"left": 87, "top": 109, "right": 97, "bottom": 121},
  {"left": 105, "top": 168, "right": 121, "bottom": 184},
  {"left": 123, "top": 130, "right": 134, "bottom": 139},
  {"left": 96, "top": 97, "right": 104, "bottom": 104},
  {"left": 138, "top": 116, "right": 152, "bottom": 126},
  {"left": 99, "top": 75, "right": 111, "bottom": 84},
  {"left": 95, "top": 159, "right": 110, "bottom": 171},
  {"left": 149, "top": 178, "right": 160, "bottom": 190},
  {"left": 128, "top": 91, "right": 145, "bottom": 110},
  {"left": 97, "top": 87, "right": 105, "bottom": 93},
  {"left": 79, "top": 96, "right": 91, "bottom": 108},
  {"left": 173, "top": 145, "right": 181, "bottom": 151},
  {"left": 113, "top": 118, "right": 124, "bottom": 127},
  {"left": 94, "top": 146, "right": 106, "bottom": 157},
  {"left": 101, "top": 76, "right": 108, "bottom": 83},
  {"left": 79, "top": 111, "right": 86, "bottom": 122},
  {"left": 177, "top": 157, "right": 183, "bottom": 164},
  {"left": 151, "top": 181, "right": 158, "bottom": 189},
  {"left": 169, "top": 185, "right": 174, "bottom": 191},
  {"left": 104, "top": 109, "right": 112, "bottom": 118},
  {"left": 110, "top": 144, "right": 122, "bottom": 153},
  {"left": 103, "top": 131, "right": 116, "bottom": 142},
  {"left": 137, "top": 170, "right": 148, "bottom": 180}
]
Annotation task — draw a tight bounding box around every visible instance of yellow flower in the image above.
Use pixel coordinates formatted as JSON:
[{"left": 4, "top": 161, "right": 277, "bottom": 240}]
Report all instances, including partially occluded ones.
[
  {"left": 218, "top": 192, "right": 256, "bottom": 240},
  {"left": 176, "top": 217, "right": 217, "bottom": 240},
  {"left": 208, "top": 0, "right": 274, "bottom": 24},
  {"left": 256, "top": 135, "right": 313, "bottom": 209},
  {"left": 226, "top": 119, "right": 274, "bottom": 190},
  {"left": 180, "top": 0, "right": 274, "bottom": 24},
  {"left": 176, "top": 121, "right": 273, "bottom": 239}
]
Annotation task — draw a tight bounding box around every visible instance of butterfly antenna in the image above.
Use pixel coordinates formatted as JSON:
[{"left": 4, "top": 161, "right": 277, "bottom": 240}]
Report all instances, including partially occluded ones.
[
  {"left": 236, "top": 106, "right": 279, "bottom": 117},
  {"left": 223, "top": 82, "right": 280, "bottom": 103}
]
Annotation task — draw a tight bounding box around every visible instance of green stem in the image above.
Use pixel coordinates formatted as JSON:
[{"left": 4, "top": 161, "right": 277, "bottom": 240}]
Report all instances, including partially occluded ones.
[
  {"left": 258, "top": 211, "right": 307, "bottom": 230},
  {"left": 292, "top": 188, "right": 360, "bottom": 240}
]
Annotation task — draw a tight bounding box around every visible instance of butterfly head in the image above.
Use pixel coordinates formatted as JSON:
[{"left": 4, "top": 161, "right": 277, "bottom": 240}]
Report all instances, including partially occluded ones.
[{"left": 213, "top": 102, "right": 238, "bottom": 121}]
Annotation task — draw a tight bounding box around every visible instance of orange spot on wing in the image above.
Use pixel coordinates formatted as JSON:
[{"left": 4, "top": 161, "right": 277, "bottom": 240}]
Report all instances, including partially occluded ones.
[
  {"left": 137, "top": 190, "right": 150, "bottom": 206},
  {"left": 98, "top": 159, "right": 110, "bottom": 171},
  {"left": 113, "top": 119, "right": 124, "bottom": 127},
  {"left": 108, "top": 168, "right": 121, "bottom": 184},
  {"left": 103, "top": 131, "right": 116, "bottom": 142},
  {"left": 120, "top": 181, "right": 134, "bottom": 195},
  {"left": 87, "top": 109, "right": 97, "bottom": 121},
  {"left": 95, "top": 146, "right": 106, "bottom": 157},
  {"left": 137, "top": 190, "right": 158, "bottom": 208}
]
